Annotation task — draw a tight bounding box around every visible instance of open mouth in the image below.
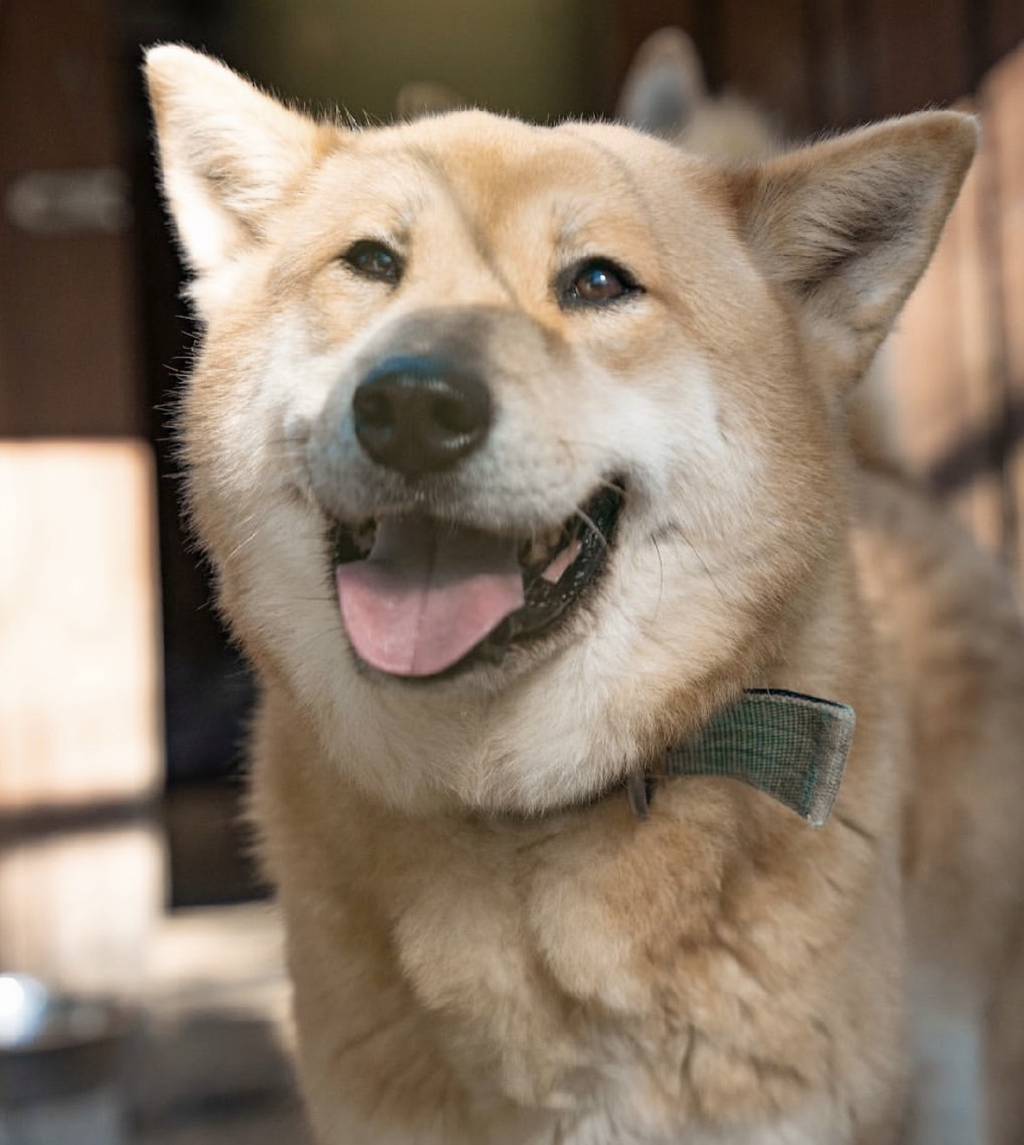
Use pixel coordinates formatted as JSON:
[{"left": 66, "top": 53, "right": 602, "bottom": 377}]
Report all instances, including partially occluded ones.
[{"left": 331, "top": 480, "right": 626, "bottom": 679}]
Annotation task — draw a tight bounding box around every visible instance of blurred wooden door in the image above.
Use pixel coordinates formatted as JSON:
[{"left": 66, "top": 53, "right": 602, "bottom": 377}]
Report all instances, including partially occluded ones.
[
  {"left": 0, "top": 1, "right": 164, "bottom": 988},
  {"left": 0, "top": 0, "right": 141, "bottom": 436}
]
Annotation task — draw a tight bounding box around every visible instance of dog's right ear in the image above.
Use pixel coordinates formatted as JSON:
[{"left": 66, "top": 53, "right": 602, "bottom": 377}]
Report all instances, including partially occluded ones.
[
  {"left": 616, "top": 28, "right": 705, "bottom": 138},
  {"left": 144, "top": 45, "right": 334, "bottom": 276},
  {"left": 730, "top": 111, "right": 977, "bottom": 388}
]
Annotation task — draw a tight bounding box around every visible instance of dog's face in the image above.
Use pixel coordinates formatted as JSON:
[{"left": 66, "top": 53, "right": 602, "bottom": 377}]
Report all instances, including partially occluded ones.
[{"left": 147, "top": 47, "right": 973, "bottom": 812}]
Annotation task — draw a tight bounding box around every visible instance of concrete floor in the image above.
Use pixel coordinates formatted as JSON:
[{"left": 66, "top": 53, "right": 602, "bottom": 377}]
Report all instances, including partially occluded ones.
[{"left": 132, "top": 904, "right": 311, "bottom": 1145}]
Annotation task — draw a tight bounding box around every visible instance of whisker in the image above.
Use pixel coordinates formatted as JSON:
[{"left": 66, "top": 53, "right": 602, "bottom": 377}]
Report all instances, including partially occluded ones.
[
  {"left": 678, "top": 528, "right": 728, "bottom": 605},
  {"left": 264, "top": 435, "right": 310, "bottom": 448},
  {"left": 226, "top": 526, "right": 261, "bottom": 563},
  {"left": 555, "top": 437, "right": 611, "bottom": 453},
  {"left": 289, "top": 626, "right": 345, "bottom": 659},
  {"left": 595, "top": 476, "right": 627, "bottom": 498},
  {"left": 651, "top": 534, "right": 665, "bottom": 619},
  {"left": 573, "top": 506, "right": 610, "bottom": 552}
]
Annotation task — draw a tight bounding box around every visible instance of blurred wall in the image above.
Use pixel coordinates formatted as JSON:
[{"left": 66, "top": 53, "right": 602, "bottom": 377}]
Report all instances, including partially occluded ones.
[
  {"left": 239, "top": 0, "right": 615, "bottom": 121},
  {"left": 614, "top": 0, "right": 1024, "bottom": 136}
]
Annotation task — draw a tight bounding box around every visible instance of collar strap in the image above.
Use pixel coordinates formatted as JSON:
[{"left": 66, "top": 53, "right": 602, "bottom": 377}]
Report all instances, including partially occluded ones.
[{"left": 626, "top": 689, "right": 855, "bottom": 828}]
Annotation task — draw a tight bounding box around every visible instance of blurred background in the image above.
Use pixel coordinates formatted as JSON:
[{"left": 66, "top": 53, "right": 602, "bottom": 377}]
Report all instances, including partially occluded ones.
[{"left": 1, "top": 1, "right": 1022, "bottom": 1141}]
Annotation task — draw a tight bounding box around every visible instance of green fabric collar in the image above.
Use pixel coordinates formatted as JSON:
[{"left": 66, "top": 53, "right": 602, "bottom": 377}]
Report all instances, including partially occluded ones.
[{"left": 626, "top": 689, "right": 855, "bottom": 828}]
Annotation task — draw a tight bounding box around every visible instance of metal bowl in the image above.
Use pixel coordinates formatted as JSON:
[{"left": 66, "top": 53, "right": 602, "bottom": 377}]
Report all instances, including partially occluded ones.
[{"left": 0, "top": 973, "right": 132, "bottom": 1132}]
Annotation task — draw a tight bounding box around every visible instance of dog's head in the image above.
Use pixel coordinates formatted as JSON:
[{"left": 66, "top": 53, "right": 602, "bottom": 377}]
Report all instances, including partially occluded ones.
[{"left": 146, "top": 46, "right": 973, "bottom": 813}]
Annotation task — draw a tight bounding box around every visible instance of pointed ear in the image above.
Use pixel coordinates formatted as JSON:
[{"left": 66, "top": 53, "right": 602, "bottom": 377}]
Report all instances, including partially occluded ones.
[
  {"left": 144, "top": 44, "right": 335, "bottom": 275},
  {"left": 730, "top": 111, "right": 977, "bottom": 385},
  {"left": 617, "top": 28, "right": 705, "bottom": 139}
]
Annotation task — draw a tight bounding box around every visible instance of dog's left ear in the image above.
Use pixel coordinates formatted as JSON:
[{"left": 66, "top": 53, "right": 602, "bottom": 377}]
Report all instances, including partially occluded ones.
[
  {"left": 730, "top": 111, "right": 977, "bottom": 387},
  {"left": 144, "top": 44, "right": 334, "bottom": 277}
]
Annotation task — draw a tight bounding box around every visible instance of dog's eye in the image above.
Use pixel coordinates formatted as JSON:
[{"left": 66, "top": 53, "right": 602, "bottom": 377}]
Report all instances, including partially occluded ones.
[
  {"left": 560, "top": 259, "right": 641, "bottom": 309},
  {"left": 342, "top": 240, "right": 403, "bottom": 285}
]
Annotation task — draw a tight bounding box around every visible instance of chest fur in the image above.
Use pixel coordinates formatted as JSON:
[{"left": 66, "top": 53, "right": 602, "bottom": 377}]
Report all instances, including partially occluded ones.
[{"left": 373, "top": 787, "right": 864, "bottom": 1133}]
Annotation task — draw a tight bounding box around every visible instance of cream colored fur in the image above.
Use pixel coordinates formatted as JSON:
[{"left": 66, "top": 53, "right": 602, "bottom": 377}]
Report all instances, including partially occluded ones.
[{"left": 146, "top": 44, "right": 1024, "bottom": 1145}]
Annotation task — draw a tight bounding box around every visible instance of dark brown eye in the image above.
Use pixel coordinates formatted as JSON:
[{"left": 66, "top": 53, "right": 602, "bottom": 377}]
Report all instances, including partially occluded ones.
[
  {"left": 561, "top": 258, "right": 641, "bottom": 308},
  {"left": 343, "top": 240, "right": 403, "bottom": 285}
]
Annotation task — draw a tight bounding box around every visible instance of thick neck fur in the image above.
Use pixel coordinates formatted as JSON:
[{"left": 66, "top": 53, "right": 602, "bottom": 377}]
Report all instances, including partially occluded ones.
[{"left": 250, "top": 529, "right": 899, "bottom": 1141}]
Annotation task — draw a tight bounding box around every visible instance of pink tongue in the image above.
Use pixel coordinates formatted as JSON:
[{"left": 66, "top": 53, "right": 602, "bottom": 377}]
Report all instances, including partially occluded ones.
[{"left": 335, "top": 518, "right": 525, "bottom": 677}]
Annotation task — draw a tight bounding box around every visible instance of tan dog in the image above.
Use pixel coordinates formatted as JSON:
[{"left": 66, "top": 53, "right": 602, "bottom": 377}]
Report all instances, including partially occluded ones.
[{"left": 145, "top": 44, "right": 1024, "bottom": 1144}]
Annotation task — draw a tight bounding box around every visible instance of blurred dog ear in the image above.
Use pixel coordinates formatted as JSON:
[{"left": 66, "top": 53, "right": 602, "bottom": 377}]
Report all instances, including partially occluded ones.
[
  {"left": 730, "top": 111, "right": 977, "bottom": 387},
  {"left": 616, "top": 28, "right": 706, "bottom": 139},
  {"left": 396, "top": 81, "right": 464, "bottom": 121},
  {"left": 145, "top": 44, "right": 336, "bottom": 275}
]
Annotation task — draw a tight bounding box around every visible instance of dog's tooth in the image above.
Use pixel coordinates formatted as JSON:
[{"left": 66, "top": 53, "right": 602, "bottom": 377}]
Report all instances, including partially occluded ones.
[
  {"left": 523, "top": 530, "right": 557, "bottom": 566},
  {"left": 352, "top": 520, "right": 376, "bottom": 555},
  {"left": 530, "top": 541, "right": 548, "bottom": 565}
]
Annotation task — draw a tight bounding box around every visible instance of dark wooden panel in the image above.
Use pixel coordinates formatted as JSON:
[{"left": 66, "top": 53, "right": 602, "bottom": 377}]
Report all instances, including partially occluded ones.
[
  {"left": 988, "top": 0, "right": 1024, "bottom": 65},
  {"left": 0, "top": 0, "right": 140, "bottom": 436},
  {"left": 804, "top": 0, "right": 873, "bottom": 129},
  {"left": 986, "top": 45, "right": 1024, "bottom": 574},
  {"left": 718, "top": 0, "right": 812, "bottom": 134},
  {"left": 863, "top": 0, "right": 971, "bottom": 118}
]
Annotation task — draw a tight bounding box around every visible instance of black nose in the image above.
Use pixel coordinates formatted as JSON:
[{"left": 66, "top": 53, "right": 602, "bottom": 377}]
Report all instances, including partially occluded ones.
[{"left": 352, "top": 357, "right": 492, "bottom": 476}]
